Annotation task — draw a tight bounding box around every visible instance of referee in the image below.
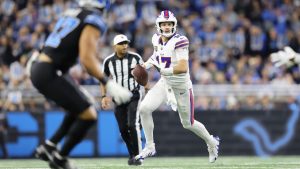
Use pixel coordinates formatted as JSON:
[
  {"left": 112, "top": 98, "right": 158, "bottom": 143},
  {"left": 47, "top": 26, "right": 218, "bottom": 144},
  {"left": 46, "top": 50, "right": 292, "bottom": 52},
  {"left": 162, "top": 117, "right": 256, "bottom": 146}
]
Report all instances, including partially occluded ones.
[{"left": 101, "top": 34, "right": 143, "bottom": 166}]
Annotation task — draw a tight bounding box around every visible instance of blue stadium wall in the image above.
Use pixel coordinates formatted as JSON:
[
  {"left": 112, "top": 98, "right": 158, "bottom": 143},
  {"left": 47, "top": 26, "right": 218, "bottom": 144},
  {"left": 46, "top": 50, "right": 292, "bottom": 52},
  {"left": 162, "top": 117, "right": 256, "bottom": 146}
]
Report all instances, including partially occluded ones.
[{"left": 1, "top": 103, "right": 300, "bottom": 158}]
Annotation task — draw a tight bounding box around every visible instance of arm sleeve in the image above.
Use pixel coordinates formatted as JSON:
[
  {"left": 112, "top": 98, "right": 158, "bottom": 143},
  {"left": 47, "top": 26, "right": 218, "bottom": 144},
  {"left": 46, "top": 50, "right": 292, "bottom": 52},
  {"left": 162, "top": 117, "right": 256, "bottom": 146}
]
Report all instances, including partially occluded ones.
[
  {"left": 144, "top": 53, "right": 158, "bottom": 69},
  {"left": 136, "top": 54, "right": 144, "bottom": 65},
  {"left": 102, "top": 59, "right": 110, "bottom": 76},
  {"left": 84, "top": 14, "right": 107, "bottom": 34},
  {"left": 143, "top": 34, "right": 159, "bottom": 69},
  {"left": 175, "top": 36, "right": 189, "bottom": 60},
  {"left": 175, "top": 47, "right": 189, "bottom": 60}
]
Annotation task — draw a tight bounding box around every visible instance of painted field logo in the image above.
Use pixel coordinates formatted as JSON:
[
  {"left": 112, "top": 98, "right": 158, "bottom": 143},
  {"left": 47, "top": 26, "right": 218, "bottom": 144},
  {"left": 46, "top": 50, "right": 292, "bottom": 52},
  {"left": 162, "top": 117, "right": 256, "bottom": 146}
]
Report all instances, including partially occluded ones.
[{"left": 234, "top": 103, "right": 299, "bottom": 157}]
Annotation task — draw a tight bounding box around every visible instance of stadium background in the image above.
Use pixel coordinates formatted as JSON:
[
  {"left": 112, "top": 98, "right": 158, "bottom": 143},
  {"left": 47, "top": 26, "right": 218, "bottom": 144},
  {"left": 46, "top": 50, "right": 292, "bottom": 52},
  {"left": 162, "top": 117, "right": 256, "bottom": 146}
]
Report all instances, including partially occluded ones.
[{"left": 0, "top": 0, "right": 300, "bottom": 159}]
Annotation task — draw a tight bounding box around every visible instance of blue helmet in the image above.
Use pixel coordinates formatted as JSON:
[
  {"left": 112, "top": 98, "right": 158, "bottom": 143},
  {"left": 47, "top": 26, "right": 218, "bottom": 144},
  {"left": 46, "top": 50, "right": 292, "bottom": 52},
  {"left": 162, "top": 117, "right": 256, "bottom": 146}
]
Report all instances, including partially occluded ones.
[{"left": 77, "top": 0, "right": 110, "bottom": 10}]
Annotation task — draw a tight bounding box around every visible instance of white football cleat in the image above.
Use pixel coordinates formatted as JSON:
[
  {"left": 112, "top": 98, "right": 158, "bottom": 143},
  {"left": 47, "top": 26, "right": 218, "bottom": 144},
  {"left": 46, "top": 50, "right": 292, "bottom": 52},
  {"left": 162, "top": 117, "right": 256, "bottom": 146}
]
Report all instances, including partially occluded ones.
[
  {"left": 135, "top": 143, "right": 156, "bottom": 160},
  {"left": 106, "top": 80, "right": 132, "bottom": 105},
  {"left": 207, "top": 136, "right": 220, "bottom": 163}
]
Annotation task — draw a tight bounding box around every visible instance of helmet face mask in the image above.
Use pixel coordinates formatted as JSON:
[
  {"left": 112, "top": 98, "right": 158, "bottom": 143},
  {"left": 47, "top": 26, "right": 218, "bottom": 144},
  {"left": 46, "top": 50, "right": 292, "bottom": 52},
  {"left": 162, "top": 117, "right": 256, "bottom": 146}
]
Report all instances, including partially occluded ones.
[{"left": 156, "top": 10, "right": 177, "bottom": 38}]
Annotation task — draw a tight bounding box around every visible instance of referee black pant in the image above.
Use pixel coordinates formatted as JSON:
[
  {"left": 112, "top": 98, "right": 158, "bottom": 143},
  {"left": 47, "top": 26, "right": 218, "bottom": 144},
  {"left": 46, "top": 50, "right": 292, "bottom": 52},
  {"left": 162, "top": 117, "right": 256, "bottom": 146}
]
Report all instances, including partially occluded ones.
[
  {"left": 0, "top": 131, "right": 7, "bottom": 158},
  {"left": 114, "top": 89, "right": 142, "bottom": 158}
]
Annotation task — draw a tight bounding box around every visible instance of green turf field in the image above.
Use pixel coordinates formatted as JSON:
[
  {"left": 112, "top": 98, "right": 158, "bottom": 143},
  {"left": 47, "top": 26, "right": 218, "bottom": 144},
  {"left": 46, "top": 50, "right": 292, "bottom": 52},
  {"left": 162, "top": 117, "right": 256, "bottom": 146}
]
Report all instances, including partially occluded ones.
[{"left": 0, "top": 156, "right": 299, "bottom": 169}]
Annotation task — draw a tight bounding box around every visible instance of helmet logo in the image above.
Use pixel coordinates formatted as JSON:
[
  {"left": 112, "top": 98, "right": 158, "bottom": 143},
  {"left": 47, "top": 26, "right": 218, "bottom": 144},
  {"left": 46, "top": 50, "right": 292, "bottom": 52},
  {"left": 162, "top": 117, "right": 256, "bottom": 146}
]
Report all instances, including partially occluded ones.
[{"left": 163, "top": 10, "right": 169, "bottom": 19}]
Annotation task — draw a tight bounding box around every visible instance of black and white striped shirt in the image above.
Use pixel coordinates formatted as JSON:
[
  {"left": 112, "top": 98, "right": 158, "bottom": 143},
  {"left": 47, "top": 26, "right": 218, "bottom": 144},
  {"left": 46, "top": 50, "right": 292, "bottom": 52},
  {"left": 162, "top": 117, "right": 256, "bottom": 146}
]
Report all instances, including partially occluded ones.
[{"left": 103, "top": 51, "right": 144, "bottom": 91}]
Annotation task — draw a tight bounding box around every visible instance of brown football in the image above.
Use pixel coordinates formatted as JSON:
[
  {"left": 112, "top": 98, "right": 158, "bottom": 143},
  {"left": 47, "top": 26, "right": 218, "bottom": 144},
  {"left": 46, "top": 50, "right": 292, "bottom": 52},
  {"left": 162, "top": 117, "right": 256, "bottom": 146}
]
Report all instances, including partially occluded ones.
[{"left": 132, "top": 64, "right": 148, "bottom": 86}]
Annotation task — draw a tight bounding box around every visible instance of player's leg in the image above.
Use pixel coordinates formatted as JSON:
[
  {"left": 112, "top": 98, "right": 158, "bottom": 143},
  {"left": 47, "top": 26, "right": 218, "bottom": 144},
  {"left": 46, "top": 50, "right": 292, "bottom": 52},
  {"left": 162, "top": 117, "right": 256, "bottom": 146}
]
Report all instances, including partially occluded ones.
[
  {"left": 49, "top": 107, "right": 96, "bottom": 169},
  {"left": 136, "top": 79, "right": 167, "bottom": 160},
  {"left": 114, "top": 103, "right": 136, "bottom": 159},
  {"left": 34, "top": 89, "right": 80, "bottom": 162},
  {"left": 45, "top": 75, "right": 97, "bottom": 151},
  {"left": 31, "top": 62, "right": 65, "bottom": 162},
  {"left": 35, "top": 113, "right": 77, "bottom": 162},
  {"left": 0, "top": 131, "right": 8, "bottom": 158},
  {"left": 173, "top": 86, "right": 219, "bottom": 163},
  {"left": 30, "top": 62, "right": 96, "bottom": 168},
  {"left": 126, "top": 90, "right": 143, "bottom": 165},
  {"left": 48, "top": 76, "right": 97, "bottom": 169},
  {"left": 50, "top": 114, "right": 77, "bottom": 144}
]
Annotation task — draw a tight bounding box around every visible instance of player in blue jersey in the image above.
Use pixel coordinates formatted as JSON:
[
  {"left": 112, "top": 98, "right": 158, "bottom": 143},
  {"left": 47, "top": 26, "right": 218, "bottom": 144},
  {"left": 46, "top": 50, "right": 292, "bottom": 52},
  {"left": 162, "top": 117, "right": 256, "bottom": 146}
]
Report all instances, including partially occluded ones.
[{"left": 27, "top": 1, "right": 132, "bottom": 168}]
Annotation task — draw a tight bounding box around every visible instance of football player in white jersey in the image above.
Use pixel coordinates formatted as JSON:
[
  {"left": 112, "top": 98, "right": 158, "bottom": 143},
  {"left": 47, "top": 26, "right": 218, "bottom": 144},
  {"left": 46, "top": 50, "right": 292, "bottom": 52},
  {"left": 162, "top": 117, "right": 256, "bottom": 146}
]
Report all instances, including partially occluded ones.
[{"left": 135, "top": 10, "right": 220, "bottom": 163}]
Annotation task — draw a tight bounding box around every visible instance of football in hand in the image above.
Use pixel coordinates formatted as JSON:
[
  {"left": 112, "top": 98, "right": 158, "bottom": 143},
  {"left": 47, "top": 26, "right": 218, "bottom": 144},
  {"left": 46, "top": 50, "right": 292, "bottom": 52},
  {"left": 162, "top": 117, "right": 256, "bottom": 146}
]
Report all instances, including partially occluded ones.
[{"left": 132, "top": 64, "right": 148, "bottom": 86}]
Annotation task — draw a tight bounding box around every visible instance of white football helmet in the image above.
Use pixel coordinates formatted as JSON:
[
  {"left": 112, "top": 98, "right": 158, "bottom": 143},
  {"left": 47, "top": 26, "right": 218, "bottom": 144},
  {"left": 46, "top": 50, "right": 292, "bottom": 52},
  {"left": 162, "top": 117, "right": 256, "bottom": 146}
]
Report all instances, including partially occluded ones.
[
  {"left": 77, "top": 0, "right": 109, "bottom": 9},
  {"left": 156, "top": 10, "right": 177, "bottom": 37}
]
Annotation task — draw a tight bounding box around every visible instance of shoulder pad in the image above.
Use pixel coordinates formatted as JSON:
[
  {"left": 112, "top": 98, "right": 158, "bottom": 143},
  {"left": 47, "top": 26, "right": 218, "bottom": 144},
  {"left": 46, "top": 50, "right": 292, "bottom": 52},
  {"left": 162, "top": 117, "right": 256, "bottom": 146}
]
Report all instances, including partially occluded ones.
[
  {"left": 152, "top": 33, "right": 160, "bottom": 44},
  {"left": 84, "top": 13, "right": 107, "bottom": 34},
  {"left": 174, "top": 35, "right": 189, "bottom": 49}
]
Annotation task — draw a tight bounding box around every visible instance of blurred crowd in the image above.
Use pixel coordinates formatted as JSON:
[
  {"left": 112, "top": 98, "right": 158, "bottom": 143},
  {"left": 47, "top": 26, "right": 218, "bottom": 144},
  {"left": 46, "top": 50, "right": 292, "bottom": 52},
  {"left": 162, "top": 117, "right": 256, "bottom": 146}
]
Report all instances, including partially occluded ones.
[{"left": 0, "top": 0, "right": 300, "bottom": 111}]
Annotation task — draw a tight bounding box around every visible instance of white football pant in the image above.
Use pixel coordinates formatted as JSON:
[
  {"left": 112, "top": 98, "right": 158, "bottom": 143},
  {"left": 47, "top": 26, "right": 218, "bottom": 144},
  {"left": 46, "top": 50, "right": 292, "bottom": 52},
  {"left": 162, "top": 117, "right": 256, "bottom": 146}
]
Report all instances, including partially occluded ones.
[{"left": 139, "top": 78, "right": 215, "bottom": 147}]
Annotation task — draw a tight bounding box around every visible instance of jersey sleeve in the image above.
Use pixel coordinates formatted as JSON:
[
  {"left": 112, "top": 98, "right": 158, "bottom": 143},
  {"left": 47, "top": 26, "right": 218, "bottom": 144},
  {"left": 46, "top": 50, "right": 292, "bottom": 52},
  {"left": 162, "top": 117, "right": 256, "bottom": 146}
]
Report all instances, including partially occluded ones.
[
  {"left": 102, "top": 58, "right": 110, "bottom": 76},
  {"left": 141, "top": 34, "right": 158, "bottom": 69},
  {"left": 152, "top": 34, "right": 159, "bottom": 46},
  {"left": 136, "top": 54, "right": 144, "bottom": 65},
  {"left": 175, "top": 36, "right": 189, "bottom": 60},
  {"left": 144, "top": 53, "right": 158, "bottom": 70},
  {"left": 83, "top": 13, "right": 107, "bottom": 34}
]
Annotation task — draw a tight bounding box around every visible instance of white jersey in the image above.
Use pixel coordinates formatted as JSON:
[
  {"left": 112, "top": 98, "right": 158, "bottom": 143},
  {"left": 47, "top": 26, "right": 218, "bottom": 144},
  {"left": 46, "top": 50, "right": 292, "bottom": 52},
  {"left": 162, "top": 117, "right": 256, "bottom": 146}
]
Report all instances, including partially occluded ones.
[{"left": 151, "top": 33, "right": 190, "bottom": 86}]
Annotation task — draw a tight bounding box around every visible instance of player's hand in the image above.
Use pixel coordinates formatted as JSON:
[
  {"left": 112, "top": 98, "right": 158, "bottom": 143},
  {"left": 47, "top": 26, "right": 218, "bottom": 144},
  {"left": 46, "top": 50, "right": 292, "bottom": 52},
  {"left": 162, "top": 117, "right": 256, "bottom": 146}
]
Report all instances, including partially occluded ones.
[
  {"left": 140, "top": 63, "right": 146, "bottom": 69},
  {"left": 101, "top": 97, "right": 111, "bottom": 109},
  {"left": 105, "top": 80, "right": 132, "bottom": 105},
  {"left": 270, "top": 46, "right": 299, "bottom": 67},
  {"left": 147, "top": 58, "right": 161, "bottom": 72},
  {"left": 147, "top": 58, "right": 173, "bottom": 76},
  {"left": 144, "top": 83, "right": 151, "bottom": 95}
]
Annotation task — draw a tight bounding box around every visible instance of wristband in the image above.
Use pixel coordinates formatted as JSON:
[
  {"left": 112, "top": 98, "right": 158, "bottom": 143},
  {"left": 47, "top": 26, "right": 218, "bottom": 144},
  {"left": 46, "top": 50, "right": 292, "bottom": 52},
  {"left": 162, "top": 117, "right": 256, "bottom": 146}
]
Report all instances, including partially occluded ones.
[{"left": 161, "top": 67, "right": 173, "bottom": 76}]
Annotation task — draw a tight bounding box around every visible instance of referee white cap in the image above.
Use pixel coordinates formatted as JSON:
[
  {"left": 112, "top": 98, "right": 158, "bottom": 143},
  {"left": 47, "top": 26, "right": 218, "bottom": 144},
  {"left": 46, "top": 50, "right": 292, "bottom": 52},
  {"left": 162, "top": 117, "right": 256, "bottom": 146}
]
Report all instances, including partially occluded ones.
[{"left": 113, "top": 34, "right": 130, "bottom": 45}]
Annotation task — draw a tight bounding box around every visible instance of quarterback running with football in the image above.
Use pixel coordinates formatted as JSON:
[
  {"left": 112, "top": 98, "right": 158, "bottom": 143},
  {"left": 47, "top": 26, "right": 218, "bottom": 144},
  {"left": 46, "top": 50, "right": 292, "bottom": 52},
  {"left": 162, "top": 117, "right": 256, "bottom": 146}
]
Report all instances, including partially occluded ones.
[{"left": 135, "top": 10, "right": 220, "bottom": 163}]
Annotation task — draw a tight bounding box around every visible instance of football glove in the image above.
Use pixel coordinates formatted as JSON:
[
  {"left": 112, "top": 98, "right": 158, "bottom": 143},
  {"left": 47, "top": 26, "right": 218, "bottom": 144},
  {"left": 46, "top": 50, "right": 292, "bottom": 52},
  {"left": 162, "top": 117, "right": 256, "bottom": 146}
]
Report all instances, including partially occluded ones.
[
  {"left": 106, "top": 80, "right": 132, "bottom": 105},
  {"left": 270, "top": 46, "right": 300, "bottom": 67},
  {"left": 146, "top": 57, "right": 160, "bottom": 71},
  {"left": 146, "top": 57, "right": 173, "bottom": 76}
]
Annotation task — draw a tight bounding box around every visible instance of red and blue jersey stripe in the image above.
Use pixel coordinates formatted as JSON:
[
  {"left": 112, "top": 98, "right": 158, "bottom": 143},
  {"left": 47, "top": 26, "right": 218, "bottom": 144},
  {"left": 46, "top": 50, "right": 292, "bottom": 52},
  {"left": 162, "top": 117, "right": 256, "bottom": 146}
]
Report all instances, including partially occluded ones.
[{"left": 175, "top": 39, "right": 189, "bottom": 49}]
